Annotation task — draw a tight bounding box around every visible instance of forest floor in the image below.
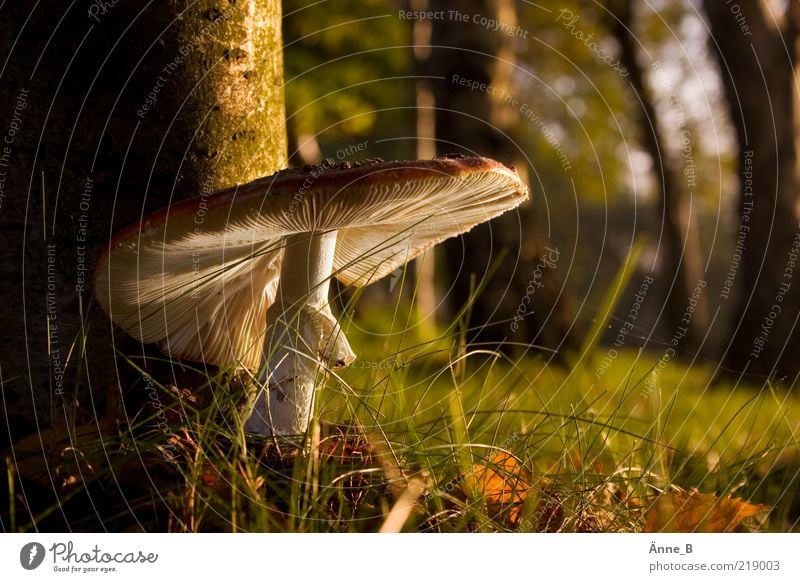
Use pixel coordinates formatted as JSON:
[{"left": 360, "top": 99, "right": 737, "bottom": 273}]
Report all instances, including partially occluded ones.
[{"left": 4, "top": 300, "right": 799, "bottom": 533}]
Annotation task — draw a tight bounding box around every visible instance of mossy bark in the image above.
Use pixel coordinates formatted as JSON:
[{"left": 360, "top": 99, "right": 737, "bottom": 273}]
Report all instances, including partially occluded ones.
[{"left": 0, "top": 1, "right": 287, "bottom": 441}]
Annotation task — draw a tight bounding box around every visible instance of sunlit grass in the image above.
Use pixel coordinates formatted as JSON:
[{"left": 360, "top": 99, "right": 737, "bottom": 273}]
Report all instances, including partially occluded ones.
[
  {"left": 5, "top": 252, "right": 799, "bottom": 533},
  {"left": 320, "top": 323, "right": 800, "bottom": 531}
]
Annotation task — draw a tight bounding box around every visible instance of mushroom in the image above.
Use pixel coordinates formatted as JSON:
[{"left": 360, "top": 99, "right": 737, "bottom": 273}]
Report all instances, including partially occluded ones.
[{"left": 93, "top": 156, "right": 528, "bottom": 438}]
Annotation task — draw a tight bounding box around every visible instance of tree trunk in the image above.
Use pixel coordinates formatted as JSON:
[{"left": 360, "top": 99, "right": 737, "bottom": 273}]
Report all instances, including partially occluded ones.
[
  {"left": 429, "top": 0, "right": 574, "bottom": 353},
  {"left": 703, "top": 0, "right": 800, "bottom": 383},
  {"left": 0, "top": 1, "right": 287, "bottom": 442},
  {"left": 608, "top": 0, "right": 708, "bottom": 351},
  {"left": 411, "top": 0, "right": 439, "bottom": 334}
]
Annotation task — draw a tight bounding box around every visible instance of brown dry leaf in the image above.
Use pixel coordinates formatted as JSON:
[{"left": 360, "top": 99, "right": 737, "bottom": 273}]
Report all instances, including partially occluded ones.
[
  {"left": 7, "top": 415, "right": 118, "bottom": 487},
  {"left": 470, "top": 451, "right": 531, "bottom": 523},
  {"left": 644, "top": 489, "right": 769, "bottom": 532},
  {"left": 200, "top": 463, "right": 221, "bottom": 488}
]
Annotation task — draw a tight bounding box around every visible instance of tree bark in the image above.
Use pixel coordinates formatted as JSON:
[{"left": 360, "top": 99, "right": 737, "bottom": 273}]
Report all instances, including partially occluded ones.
[
  {"left": 608, "top": 0, "right": 708, "bottom": 351},
  {"left": 411, "top": 0, "right": 439, "bottom": 334},
  {"left": 703, "top": 0, "right": 800, "bottom": 383},
  {"left": 0, "top": 1, "right": 287, "bottom": 442}
]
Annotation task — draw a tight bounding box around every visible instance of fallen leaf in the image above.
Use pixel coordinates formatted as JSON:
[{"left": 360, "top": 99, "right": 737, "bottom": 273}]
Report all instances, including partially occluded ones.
[
  {"left": 200, "top": 463, "right": 221, "bottom": 488},
  {"left": 469, "top": 451, "right": 530, "bottom": 523},
  {"left": 644, "top": 489, "right": 769, "bottom": 532},
  {"left": 7, "top": 415, "right": 117, "bottom": 487}
]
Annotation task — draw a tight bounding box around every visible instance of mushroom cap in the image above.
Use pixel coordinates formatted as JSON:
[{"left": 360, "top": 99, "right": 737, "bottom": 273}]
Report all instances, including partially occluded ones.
[{"left": 93, "top": 156, "right": 529, "bottom": 369}]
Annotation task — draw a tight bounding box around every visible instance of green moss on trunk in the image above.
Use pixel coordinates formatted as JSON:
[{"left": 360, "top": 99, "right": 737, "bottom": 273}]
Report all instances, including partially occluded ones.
[{"left": 158, "top": 0, "right": 288, "bottom": 188}]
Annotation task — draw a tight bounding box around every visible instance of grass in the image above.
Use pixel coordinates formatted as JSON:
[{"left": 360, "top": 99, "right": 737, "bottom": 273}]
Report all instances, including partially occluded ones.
[
  {"left": 3, "top": 257, "right": 800, "bottom": 533},
  {"left": 319, "top": 308, "right": 800, "bottom": 532}
]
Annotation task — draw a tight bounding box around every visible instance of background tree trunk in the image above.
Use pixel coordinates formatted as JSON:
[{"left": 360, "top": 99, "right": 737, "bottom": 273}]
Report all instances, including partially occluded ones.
[
  {"left": 703, "top": 0, "right": 800, "bottom": 383},
  {"left": 0, "top": 1, "right": 287, "bottom": 444},
  {"left": 411, "top": 0, "right": 439, "bottom": 334},
  {"left": 608, "top": 0, "right": 708, "bottom": 351},
  {"left": 429, "top": 0, "right": 574, "bottom": 353}
]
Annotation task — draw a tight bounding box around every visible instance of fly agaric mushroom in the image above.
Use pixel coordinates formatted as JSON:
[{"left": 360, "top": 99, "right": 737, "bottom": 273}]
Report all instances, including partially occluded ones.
[{"left": 93, "top": 156, "right": 528, "bottom": 438}]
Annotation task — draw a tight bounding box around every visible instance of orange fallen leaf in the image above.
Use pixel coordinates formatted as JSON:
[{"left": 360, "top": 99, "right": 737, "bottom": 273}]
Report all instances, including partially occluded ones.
[
  {"left": 469, "top": 451, "right": 530, "bottom": 523},
  {"left": 644, "top": 489, "right": 769, "bottom": 532},
  {"left": 200, "top": 464, "right": 221, "bottom": 488}
]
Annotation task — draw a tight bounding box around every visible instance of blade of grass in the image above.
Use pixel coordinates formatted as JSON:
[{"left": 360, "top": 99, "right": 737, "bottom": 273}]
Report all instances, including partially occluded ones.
[{"left": 573, "top": 239, "right": 647, "bottom": 372}]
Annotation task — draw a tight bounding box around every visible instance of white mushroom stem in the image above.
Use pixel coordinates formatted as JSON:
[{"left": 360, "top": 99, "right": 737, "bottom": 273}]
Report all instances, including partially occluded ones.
[{"left": 244, "top": 230, "right": 356, "bottom": 437}]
